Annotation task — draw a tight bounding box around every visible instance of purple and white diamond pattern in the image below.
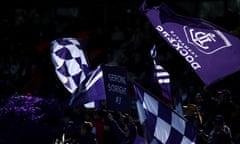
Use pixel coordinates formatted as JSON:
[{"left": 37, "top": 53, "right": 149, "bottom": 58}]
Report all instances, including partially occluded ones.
[
  {"left": 51, "top": 37, "right": 89, "bottom": 94},
  {"left": 135, "top": 84, "right": 196, "bottom": 144}
]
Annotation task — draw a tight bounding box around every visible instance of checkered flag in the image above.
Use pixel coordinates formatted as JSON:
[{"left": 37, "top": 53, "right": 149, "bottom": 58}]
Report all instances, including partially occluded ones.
[
  {"left": 68, "top": 65, "right": 106, "bottom": 107},
  {"left": 51, "top": 37, "right": 90, "bottom": 94},
  {"left": 150, "top": 45, "right": 172, "bottom": 102},
  {"left": 133, "top": 83, "right": 197, "bottom": 144}
]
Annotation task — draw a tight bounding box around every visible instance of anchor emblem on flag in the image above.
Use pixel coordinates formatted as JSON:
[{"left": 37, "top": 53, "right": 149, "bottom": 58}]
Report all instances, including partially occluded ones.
[
  {"left": 184, "top": 26, "right": 232, "bottom": 54},
  {"left": 190, "top": 29, "right": 216, "bottom": 50}
]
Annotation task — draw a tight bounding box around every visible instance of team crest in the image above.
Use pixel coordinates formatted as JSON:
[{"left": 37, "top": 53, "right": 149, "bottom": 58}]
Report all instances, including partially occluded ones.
[{"left": 184, "top": 26, "right": 232, "bottom": 54}]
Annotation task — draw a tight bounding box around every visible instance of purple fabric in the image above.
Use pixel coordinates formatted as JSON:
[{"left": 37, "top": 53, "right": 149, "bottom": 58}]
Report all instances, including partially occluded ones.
[
  {"left": 134, "top": 135, "right": 145, "bottom": 144},
  {"left": 141, "top": 2, "right": 240, "bottom": 86},
  {"left": 133, "top": 83, "right": 197, "bottom": 143},
  {"left": 68, "top": 66, "right": 106, "bottom": 106},
  {"left": 68, "top": 65, "right": 129, "bottom": 113}
]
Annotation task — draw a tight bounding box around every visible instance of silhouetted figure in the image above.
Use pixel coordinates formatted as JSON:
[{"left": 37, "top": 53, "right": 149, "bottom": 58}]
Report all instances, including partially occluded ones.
[
  {"left": 207, "top": 115, "right": 233, "bottom": 144},
  {"left": 78, "top": 121, "right": 97, "bottom": 144}
]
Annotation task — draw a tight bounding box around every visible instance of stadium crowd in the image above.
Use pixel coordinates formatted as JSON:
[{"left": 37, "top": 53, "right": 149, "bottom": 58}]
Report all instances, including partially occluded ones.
[{"left": 1, "top": 5, "right": 240, "bottom": 144}]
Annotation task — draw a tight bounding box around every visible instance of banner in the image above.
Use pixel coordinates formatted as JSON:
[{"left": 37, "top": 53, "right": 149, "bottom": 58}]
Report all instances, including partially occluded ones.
[
  {"left": 140, "top": 2, "right": 240, "bottom": 86},
  {"left": 102, "top": 65, "right": 130, "bottom": 114},
  {"left": 133, "top": 82, "right": 197, "bottom": 143},
  {"left": 68, "top": 64, "right": 129, "bottom": 113}
]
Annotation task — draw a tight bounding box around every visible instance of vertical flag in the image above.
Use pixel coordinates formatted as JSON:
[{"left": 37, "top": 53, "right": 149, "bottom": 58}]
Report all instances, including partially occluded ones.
[
  {"left": 133, "top": 83, "right": 197, "bottom": 144},
  {"left": 150, "top": 45, "right": 172, "bottom": 103},
  {"left": 150, "top": 45, "right": 183, "bottom": 115},
  {"left": 140, "top": 1, "right": 240, "bottom": 86}
]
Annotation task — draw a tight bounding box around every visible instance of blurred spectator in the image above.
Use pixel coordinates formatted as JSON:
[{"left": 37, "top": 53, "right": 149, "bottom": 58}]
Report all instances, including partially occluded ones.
[
  {"left": 77, "top": 121, "right": 97, "bottom": 144},
  {"left": 183, "top": 104, "right": 202, "bottom": 128},
  {"left": 189, "top": 92, "right": 208, "bottom": 128},
  {"left": 92, "top": 110, "right": 105, "bottom": 144},
  {"left": 107, "top": 112, "right": 137, "bottom": 144},
  {"left": 207, "top": 114, "right": 233, "bottom": 144},
  {"left": 212, "top": 89, "right": 236, "bottom": 126}
]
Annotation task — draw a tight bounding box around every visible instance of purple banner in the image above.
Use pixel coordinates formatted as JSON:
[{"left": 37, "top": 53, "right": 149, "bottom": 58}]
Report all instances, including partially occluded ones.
[
  {"left": 141, "top": 2, "right": 240, "bottom": 86},
  {"left": 102, "top": 65, "right": 130, "bottom": 114}
]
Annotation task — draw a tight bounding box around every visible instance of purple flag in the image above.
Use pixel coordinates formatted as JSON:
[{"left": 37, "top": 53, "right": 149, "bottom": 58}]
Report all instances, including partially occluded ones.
[
  {"left": 150, "top": 45, "right": 184, "bottom": 115},
  {"left": 68, "top": 64, "right": 129, "bottom": 113},
  {"left": 68, "top": 65, "right": 106, "bottom": 107},
  {"left": 141, "top": 2, "right": 240, "bottom": 86},
  {"left": 133, "top": 83, "right": 197, "bottom": 143},
  {"left": 150, "top": 45, "right": 172, "bottom": 102}
]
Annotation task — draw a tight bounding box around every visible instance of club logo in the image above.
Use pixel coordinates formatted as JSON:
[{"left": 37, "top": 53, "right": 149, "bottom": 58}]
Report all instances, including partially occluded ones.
[{"left": 184, "top": 26, "right": 232, "bottom": 54}]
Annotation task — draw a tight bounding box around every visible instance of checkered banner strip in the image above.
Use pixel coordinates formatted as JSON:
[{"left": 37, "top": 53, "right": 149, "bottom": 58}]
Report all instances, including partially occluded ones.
[
  {"left": 134, "top": 83, "right": 196, "bottom": 144},
  {"left": 50, "top": 37, "right": 90, "bottom": 94},
  {"left": 150, "top": 45, "right": 170, "bottom": 85}
]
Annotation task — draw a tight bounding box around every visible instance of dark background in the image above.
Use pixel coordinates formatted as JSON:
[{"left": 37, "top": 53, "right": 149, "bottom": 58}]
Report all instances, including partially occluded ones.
[{"left": 1, "top": 0, "right": 240, "bottom": 101}]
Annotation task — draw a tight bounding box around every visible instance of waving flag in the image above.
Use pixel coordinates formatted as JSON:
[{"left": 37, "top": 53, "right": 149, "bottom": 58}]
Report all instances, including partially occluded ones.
[
  {"left": 133, "top": 83, "right": 197, "bottom": 144},
  {"left": 150, "top": 45, "right": 172, "bottom": 102},
  {"left": 51, "top": 37, "right": 90, "bottom": 94},
  {"left": 51, "top": 38, "right": 129, "bottom": 111},
  {"left": 140, "top": 1, "right": 240, "bottom": 86},
  {"left": 51, "top": 37, "right": 100, "bottom": 108},
  {"left": 69, "top": 64, "right": 129, "bottom": 114},
  {"left": 68, "top": 65, "right": 106, "bottom": 106},
  {"left": 150, "top": 45, "right": 183, "bottom": 115}
]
